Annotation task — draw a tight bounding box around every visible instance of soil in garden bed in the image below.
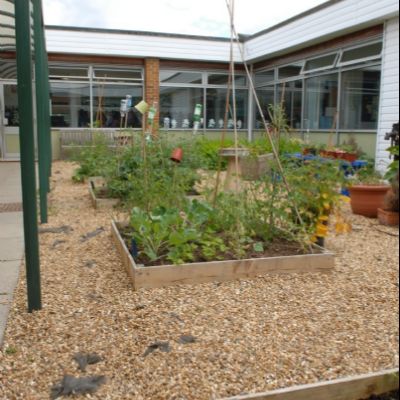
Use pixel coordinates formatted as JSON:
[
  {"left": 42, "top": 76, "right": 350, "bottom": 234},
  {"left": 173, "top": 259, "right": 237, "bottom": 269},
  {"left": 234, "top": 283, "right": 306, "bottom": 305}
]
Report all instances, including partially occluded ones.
[
  {"left": 94, "top": 187, "right": 114, "bottom": 199},
  {"left": 365, "top": 390, "right": 399, "bottom": 400},
  {"left": 120, "top": 226, "right": 318, "bottom": 266}
]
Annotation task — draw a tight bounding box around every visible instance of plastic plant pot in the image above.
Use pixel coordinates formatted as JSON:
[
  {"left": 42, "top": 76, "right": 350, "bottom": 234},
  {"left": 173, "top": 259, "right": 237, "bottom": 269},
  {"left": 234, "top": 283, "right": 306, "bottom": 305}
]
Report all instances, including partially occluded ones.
[{"left": 171, "top": 148, "right": 183, "bottom": 163}]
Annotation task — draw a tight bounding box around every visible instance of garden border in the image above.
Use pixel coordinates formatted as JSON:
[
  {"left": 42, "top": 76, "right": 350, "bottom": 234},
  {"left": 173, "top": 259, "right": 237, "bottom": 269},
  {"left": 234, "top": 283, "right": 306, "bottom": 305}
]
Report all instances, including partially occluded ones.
[
  {"left": 111, "top": 220, "right": 335, "bottom": 290},
  {"left": 220, "top": 368, "right": 399, "bottom": 400},
  {"left": 88, "top": 177, "right": 119, "bottom": 209}
]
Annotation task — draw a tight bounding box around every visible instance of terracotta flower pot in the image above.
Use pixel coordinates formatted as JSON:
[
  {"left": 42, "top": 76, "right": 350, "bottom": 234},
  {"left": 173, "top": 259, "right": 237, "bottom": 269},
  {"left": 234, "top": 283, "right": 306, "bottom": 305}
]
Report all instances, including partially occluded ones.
[
  {"left": 377, "top": 208, "right": 399, "bottom": 226},
  {"left": 170, "top": 148, "right": 183, "bottom": 163},
  {"left": 349, "top": 185, "right": 390, "bottom": 218},
  {"left": 341, "top": 152, "right": 358, "bottom": 163}
]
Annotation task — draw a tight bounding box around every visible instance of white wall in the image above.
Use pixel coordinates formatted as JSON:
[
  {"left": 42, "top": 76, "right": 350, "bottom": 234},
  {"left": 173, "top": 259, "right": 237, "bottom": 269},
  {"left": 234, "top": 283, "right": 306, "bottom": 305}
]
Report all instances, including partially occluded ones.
[
  {"left": 375, "top": 17, "right": 399, "bottom": 172},
  {"left": 45, "top": 29, "right": 242, "bottom": 63},
  {"left": 245, "top": 0, "right": 399, "bottom": 62}
]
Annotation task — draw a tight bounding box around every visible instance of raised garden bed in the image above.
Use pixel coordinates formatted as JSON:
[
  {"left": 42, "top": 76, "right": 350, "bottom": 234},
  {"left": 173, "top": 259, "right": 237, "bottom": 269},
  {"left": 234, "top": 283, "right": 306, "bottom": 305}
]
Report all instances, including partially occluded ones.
[
  {"left": 88, "top": 177, "right": 120, "bottom": 209},
  {"left": 111, "top": 220, "right": 335, "bottom": 290},
  {"left": 221, "top": 369, "right": 399, "bottom": 400},
  {"left": 241, "top": 153, "right": 274, "bottom": 181}
]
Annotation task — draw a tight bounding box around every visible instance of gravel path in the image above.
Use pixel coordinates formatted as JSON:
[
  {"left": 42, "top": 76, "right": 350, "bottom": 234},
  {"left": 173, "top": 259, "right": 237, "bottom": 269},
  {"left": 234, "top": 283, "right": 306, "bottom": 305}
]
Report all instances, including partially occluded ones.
[{"left": 0, "top": 161, "right": 398, "bottom": 400}]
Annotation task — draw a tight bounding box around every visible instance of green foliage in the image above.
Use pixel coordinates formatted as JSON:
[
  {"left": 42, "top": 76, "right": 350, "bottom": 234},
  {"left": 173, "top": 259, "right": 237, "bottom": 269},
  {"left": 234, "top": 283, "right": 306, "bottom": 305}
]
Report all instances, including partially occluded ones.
[
  {"left": 72, "top": 135, "right": 115, "bottom": 182},
  {"left": 106, "top": 138, "right": 199, "bottom": 210},
  {"left": 191, "top": 138, "right": 234, "bottom": 170},
  {"left": 351, "top": 163, "right": 384, "bottom": 185},
  {"left": 279, "top": 159, "right": 347, "bottom": 236},
  {"left": 5, "top": 346, "right": 17, "bottom": 355},
  {"left": 384, "top": 144, "right": 399, "bottom": 182},
  {"left": 129, "top": 201, "right": 230, "bottom": 265}
]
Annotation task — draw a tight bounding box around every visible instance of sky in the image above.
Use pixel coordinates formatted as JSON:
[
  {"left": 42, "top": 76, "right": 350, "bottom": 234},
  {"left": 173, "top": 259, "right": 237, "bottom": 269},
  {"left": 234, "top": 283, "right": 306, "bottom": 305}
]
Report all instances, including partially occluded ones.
[{"left": 42, "top": 0, "right": 327, "bottom": 37}]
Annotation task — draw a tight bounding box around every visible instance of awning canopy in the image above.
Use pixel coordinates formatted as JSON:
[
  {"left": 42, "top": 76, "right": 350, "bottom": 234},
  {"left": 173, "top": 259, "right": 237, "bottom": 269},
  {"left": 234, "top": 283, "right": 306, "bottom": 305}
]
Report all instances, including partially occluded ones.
[{"left": 0, "top": 0, "right": 34, "bottom": 52}]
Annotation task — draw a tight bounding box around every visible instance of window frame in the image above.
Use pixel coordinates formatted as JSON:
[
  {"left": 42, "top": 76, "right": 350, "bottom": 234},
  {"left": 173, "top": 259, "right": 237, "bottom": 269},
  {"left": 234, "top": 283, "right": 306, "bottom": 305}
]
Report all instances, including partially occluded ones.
[
  {"left": 337, "top": 40, "right": 383, "bottom": 67},
  {"left": 302, "top": 52, "right": 340, "bottom": 75}
]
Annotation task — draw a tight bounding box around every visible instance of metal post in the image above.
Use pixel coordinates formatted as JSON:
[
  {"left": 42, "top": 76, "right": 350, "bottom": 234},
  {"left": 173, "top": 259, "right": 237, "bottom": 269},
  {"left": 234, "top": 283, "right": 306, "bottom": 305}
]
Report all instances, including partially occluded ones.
[
  {"left": 15, "top": 0, "right": 42, "bottom": 312},
  {"left": 33, "top": 0, "right": 48, "bottom": 223}
]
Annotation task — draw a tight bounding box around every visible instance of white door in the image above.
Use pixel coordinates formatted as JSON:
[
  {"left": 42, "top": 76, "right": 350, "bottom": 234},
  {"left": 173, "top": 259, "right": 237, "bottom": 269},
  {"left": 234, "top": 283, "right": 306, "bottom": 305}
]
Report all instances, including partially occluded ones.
[
  {"left": 0, "top": 87, "right": 4, "bottom": 159},
  {"left": 1, "top": 83, "right": 20, "bottom": 160}
]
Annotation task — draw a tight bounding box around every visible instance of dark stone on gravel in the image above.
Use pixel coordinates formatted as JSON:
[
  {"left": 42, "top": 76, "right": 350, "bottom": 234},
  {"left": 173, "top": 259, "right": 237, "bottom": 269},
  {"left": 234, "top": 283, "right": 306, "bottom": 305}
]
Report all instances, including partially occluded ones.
[
  {"left": 143, "top": 341, "right": 171, "bottom": 357},
  {"left": 178, "top": 335, "right": 197, "bottom": 344},
  {"left": 39, "top": 225, "right": 72, "bottom": 234},
  {"left": 51, "top": 240, "right": 66, "bottom": 249},
  {"left": 50, "top": 375, "right": 106, "bottom": 399},
  {"left": 73, "top": 353, "right": 102, "bottom": 372},
  {"left": 80, "top": 227, "right": 105, "bottom": 242}
]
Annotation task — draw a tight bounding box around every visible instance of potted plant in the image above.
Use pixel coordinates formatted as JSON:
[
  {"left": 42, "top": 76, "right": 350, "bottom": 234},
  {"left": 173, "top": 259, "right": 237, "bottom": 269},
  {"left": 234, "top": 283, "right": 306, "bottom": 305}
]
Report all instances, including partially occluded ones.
[
  {"left": 378, "top": 136, "right": 399, "bottom": 226},
  {"left": 348, "top": 167, "right": 390, "bottom": 218},
  {"left": 378, "top": 174, "right": 399, "bottom": 226}
]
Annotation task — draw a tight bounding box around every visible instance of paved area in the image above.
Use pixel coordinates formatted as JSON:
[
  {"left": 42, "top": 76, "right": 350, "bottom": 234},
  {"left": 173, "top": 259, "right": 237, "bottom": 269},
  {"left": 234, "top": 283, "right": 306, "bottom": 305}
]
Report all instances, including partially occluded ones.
[{"left": 0, "top": 162, "right": 23, "bottom": 347}]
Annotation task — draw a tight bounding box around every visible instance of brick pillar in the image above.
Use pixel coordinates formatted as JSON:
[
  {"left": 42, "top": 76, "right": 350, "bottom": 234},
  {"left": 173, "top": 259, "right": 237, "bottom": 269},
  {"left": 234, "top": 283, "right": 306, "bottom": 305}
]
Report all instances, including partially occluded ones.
[{"left": 144, "top": 58, "right": 160, "bottom": 134}]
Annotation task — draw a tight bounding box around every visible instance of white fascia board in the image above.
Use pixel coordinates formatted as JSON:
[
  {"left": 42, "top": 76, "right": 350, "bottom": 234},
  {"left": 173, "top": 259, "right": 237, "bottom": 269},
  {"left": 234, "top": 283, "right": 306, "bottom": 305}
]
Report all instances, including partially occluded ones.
[
  {"left": 45, "top": 29, "right": 243, "bottom": 63},
  {"left": 245, "top": 0, "right": 399, "bottom": 62}
]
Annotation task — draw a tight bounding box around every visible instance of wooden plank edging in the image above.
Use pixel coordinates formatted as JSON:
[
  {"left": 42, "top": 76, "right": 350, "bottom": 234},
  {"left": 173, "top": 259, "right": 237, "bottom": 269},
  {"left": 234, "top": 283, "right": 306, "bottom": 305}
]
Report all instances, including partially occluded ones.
[
  {"left": 220, "top": 369, "right": 399, "bottom": 400},
  {"left": 88, "top": 177, "right": 119, "bottom": 209},
  {"left": 111, "top": 220, "right": 335, "bottom": 290}
]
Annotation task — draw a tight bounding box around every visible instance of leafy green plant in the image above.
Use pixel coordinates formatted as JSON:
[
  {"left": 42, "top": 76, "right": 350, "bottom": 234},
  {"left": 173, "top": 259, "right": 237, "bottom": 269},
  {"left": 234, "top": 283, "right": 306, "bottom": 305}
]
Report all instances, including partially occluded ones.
[
  {"left": 384, "top": 144, "right": 399, "bottom": 182},
  {"left": 72, "top": 134, "right": 115, "bottom": 182}
]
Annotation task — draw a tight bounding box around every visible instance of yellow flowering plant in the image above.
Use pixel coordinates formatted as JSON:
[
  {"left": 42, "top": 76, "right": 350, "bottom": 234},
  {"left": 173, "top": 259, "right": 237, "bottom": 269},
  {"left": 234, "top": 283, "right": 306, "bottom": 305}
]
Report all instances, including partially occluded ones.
[{"left": 283, "top": 158, "right": 351, "bottom": 244}]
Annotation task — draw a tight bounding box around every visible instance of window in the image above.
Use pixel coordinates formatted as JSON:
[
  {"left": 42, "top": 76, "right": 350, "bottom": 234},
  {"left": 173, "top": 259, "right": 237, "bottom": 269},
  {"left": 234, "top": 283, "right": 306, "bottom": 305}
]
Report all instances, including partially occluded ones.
[
  {"left": 339, "top": 42, "right": 383, "bottom": 65},
  {"left": 93, "top": 84, "right": 143, "bottom": 128},
  {"left": 48, "top": 63, "right": 144, "bottom": 128},
  {"left": 93, "top": 68, "right": 142, "bottom": 82},
  {"left": 49, "top": 66, "right": 89, "bottom": 80},
  {"left": 208, "top": 73, "right": 246, "bottom": 87},
  {"left": 303, "top": 53, "right": 338, "bottom": 73},
  {"left": 4, "top": 84, "right": 19, "bottom": 127},
  {"left": 50, "top": 82, "right": 91, "bottom": 128},
  {"left": 254, "top": 70, "right": 275, "bottom": 87},
  {"left": 278, "top": 80, "right": 303, "bottom": 129},
  {"left": 160, "top": 71, "right": 202, "bottom": 85},
  {"left": 340, "top": 66, "right": 381, "bottom": 130},
  {"left": 255, "top": 86, "right": 275, "bottom": 128},
  {"left": 278, "top": 63, "right": 303, "bottom": 80},
  {"left": 304, "top": 74, "right": 338, "bottom": 130},
  {"left": 160, "top": 87, "right": 203, "bottom": 129},
  {"left": 206, "top": 88, "right": 248, "bottom": 129}
]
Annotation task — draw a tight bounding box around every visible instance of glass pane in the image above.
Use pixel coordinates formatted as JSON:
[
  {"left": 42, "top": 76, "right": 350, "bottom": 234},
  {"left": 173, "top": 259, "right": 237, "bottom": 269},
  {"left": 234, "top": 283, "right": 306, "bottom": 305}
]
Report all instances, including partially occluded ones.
[
  {"left": 341, "top": 42, "right": 383, "bottom": 64},
  {"left": 278, "top": 80, "right": 303, "bottom": 129},
  {"left": 49, "top": 66, "right": 89, "bottom": 79},
  {"left": 208, "top": 74, "right": 246, "bottom": 86},
  {"left": 94, "top": 68, "right": 142, "bottom": 81},
  {"left": 255, "top": 70, "right": 275, "bottom": 86},
  {"left": 278, "top": 64, "right": 302, "bottom": 80},
  {"left": 160, "top": 87, "right": 203, "bottom": 129},
  {"left": 50, "top": 82, "right": 90, "bottom": 127},
  {"left": 206, "top": 88, "right": 248, "bottom": 129},
  {"left": 4, "top": 84, "right": 19, "bottom": 127},
  {"left": 304, "top": 74, "right": 338, "bottom": 130},
  {"left": 93, "top": 85, "right": 143, "bottom": 128},
  {"left": 340, "top": 67, "right": 381, "bottom": 130},
  {"left": 255, "top": 86, "right": 274, "bottom": 128},
  {"left": 304, "top": 53, "right": 337, "bottom": 72},
  {"left": 160, "top": 71, "right": 202, "bottom": 84}
]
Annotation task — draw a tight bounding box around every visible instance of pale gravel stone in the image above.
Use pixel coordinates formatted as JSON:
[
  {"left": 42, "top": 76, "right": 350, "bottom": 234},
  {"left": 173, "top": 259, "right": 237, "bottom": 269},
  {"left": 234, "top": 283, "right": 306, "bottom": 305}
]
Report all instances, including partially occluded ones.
[{"left": 0, "top": 161, "right": 398, "bottom": 400}]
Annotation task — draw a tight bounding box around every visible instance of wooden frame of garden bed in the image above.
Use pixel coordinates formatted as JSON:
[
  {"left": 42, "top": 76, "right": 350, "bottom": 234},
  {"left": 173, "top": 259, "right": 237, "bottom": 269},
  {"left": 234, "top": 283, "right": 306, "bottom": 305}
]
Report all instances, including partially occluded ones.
[
  {"left": 220, "top": 368, "right": 399, "bottom": 400},
  {"left": 111, "top": 221, "right": 335, "bottom": 290},
  {"left": 88, "top": 177, "right": 119, "bottom": 209}
]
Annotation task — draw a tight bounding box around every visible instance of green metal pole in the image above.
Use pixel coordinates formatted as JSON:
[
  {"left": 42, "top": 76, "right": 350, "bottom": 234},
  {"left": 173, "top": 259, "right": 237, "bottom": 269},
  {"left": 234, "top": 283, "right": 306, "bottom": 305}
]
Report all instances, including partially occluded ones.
[
  {"left": 33, "top": 0, "right": 48, "bottom": 223},
  {"left": 15, "top": 0, "right": 42, "bottom": 312}
]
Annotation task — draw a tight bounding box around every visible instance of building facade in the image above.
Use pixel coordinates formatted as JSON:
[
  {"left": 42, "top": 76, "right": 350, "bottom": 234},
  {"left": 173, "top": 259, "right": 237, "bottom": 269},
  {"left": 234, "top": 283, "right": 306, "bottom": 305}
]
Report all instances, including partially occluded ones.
[{"left": 0, "top": 0, "right": 399, "bottom": 169}]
